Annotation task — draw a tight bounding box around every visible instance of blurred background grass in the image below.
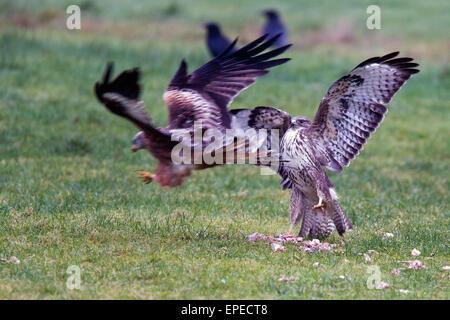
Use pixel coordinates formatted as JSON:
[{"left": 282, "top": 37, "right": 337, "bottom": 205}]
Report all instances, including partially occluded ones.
[{"left": 0, "top": 0, "right": 448, "bottom": 299}]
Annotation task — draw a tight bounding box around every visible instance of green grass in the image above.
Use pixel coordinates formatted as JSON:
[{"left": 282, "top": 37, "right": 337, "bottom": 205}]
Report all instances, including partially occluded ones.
[{"left": 0, "top": 0, "right": 449, "bottom": 299}]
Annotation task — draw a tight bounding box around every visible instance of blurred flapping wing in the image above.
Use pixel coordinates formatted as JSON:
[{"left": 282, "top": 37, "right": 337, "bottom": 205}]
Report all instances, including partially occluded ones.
[
  {"left": 164, "top": 34, "right": 291, "bottom": 130},
  {"left": 94, "top": 63, "right": 173, "bottom": 143}
]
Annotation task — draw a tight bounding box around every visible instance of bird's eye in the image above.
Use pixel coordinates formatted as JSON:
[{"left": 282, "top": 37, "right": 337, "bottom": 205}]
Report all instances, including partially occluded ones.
[{"left": 183, "top": 119, "right": 193, "bottom": 127}]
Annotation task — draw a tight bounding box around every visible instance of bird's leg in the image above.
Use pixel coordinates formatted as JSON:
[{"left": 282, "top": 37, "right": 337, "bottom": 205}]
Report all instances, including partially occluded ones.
[
  {"left": 136, "top": 171, "right": 156, "bottom": 184},
  {"left": 312, "top": 197, "right": 325, "bottom": 213}
]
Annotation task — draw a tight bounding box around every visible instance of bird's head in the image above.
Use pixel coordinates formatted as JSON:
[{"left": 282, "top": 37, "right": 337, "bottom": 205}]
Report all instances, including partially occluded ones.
[
  {"left": 204, "top": 22, "right": 221, "bottom": 35},
  {"left": 263, "top": 9, "right": 279, "bottom": 20},
  {"left": 131, "top": 131, "right": 146, "bottom": 152},
  {"left": 290, "top": 116, "right": 311, "bottom": 129}
]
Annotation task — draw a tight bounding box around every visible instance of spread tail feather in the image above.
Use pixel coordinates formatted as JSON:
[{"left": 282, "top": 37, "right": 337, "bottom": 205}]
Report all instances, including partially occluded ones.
[
  {"left": 298, "top": 200, "right": 352, "bottom": 238},
  {"left": 300, "top": 210, "right": 334, "bottom": 238},
  {"left": 328, "top": 200, "right": 352, "bottom": 236}
]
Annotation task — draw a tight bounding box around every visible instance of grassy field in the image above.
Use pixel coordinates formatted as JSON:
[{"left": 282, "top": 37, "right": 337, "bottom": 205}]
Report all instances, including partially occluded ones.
[{"left": 0, "top": 0, "right": 449, "bottom": 299}]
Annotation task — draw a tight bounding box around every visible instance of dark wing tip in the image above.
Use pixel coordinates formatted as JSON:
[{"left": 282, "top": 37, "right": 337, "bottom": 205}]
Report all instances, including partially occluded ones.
[
  {"left": 95, "top": 64, "right": 141, "bottom": 102},
  {"left": 94, "top": 81, "right": 103, "bottom": 100},
  {"left": 227, "top": 34, "right": 268, "bottom": 58},
  {"left": 217, "top": 37, "right": 239, "bottom": 58},
  {"left": 383, "top": 53, "right": 420, "bottom": 75},
  {"left": 267, "top": 32, "right": 282, "bottom": 43},
  {"left": 120, "top": 68, "right": 140, "bottom": 86},
  {"left": 222, "top": 35, "right": 291, "bottom": 70},
  {"left": 354, "top": 51, "right": 420, "bottom": 75},
  {"left": 354, "top": 51, "right": 399, "bottom": 69},
  {"left": 103, "top": 62, "right": 114, "bottom": 84},
  {"left": 124, "top": 67, "right": 140, "bottom": 78},
  {"left": 265, "top": 43, "right": 293, "bottom": 58},
  {"left": 244, "top": 33, "right": 283, "bottom": 56},
  {"left": 404, "top": 68, "right": 420, "bottom": 74},
  {"left": 395, "top": 62, "right": 419, "bottom": 68},
  {"left": 169, "top": 59, "right": 189, "bottom": 86},
  {"left": 262, "top": 57, "right": 291, "bottom": 68},
  {"left": 380, "top": 51, "right": 400, "bottom": 61},
  {"left": 95, "top": 62, "right": 115, "bottom": 100}
]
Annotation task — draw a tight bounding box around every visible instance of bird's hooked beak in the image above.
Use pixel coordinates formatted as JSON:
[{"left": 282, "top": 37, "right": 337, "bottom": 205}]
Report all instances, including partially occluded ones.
[{"left": 131, "top": 131, "right": 145, "bottom": 153}]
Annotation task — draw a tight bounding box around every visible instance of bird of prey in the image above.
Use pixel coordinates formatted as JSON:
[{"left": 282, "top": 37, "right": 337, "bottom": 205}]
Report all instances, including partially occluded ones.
[
  {"left": 233, "top": 52, "right": 419, "bottom": 237},
  {"left": 204, "top": 22, "right": 237, "bottom": 57},
  {"left": 261, "top": 10, "right": 288, "bottom": 48},
  {"left": 94, "top": 34, "right": 291, "bottom": 188}
]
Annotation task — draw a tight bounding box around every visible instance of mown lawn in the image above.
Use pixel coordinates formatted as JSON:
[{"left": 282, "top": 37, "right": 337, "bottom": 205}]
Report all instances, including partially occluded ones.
[{"left": 0, "top": 0, "right": 448, "bottom": 299}]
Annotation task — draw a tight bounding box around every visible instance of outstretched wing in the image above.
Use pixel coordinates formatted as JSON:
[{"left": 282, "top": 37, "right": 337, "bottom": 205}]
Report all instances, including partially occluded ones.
[
  {"left": 230, "top": 106, "right": 291, "bottom": 135},
  {"left": 164, "top": 34, "right": 291, "bottom": 130},
  {"left": 308, "top": 52, "right": 419, "bottom": 172},
  {"left": 230, "top": 106, "right": 292, "bottom": 183},
  {"left": 231, "top": 105, "right": 292, "bottom": 159},
  {"left": 94, "top": 63, "right": 173, "bottom": 145}
]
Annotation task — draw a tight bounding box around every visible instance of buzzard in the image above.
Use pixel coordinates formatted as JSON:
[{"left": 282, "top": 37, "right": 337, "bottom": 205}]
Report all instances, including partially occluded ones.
[
  {"left": 94, "top": 34, "right": 291, "bottom": 187},
  {"left": 233, "top": 52, "right": 419, "bottom": 237}
]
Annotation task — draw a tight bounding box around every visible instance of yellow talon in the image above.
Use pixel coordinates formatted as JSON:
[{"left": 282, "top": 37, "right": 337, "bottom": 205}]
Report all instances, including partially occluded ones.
[
  {"left": 136, "top": 171, "right": 155, "bottom": 184},
  {"left": 313, "top": 197, "right": 325, "bottom": 213}
]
